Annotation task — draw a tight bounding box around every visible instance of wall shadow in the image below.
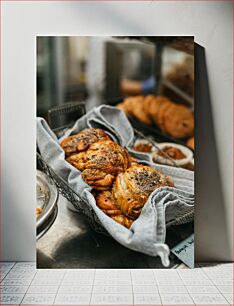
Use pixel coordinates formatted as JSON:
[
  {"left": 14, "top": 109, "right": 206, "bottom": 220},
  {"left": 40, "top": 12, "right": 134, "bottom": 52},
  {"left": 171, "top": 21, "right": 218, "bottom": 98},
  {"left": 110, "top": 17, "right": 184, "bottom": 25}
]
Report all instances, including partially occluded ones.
[{"left": 195, "top": 43, "right": 231, "bottom": 261}]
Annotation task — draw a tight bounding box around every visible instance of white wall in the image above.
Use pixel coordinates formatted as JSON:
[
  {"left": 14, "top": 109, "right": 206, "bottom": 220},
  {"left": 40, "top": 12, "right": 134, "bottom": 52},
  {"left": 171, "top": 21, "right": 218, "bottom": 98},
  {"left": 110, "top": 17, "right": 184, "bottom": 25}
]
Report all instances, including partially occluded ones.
[{"left": 2, "top": 1, "right": 233, "bottom": 261}]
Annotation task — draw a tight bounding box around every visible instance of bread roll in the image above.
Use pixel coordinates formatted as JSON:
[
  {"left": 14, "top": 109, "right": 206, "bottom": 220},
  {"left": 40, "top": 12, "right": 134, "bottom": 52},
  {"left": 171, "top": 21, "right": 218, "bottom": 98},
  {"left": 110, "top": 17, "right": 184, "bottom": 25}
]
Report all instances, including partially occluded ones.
[
  {"left": 96, "top": 191, "right": 133, "bottom": 228},
  {"left": 67, "top": 140, "right": 133, "bottom": 190},
  {"left": 113, "top": 164, "right": 174, "bottom": 219}
]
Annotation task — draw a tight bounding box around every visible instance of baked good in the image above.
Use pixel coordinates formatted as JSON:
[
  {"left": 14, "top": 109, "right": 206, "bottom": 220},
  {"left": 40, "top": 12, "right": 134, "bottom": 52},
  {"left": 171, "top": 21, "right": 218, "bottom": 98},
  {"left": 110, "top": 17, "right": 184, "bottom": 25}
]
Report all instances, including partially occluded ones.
[
  {"left": 162, "top": 104, "right": 194, "bottom": 139},
  {"left": 154, "top": 99, "right": 174, "bottom": 131},
  {"left": 119, "top": 97, "right": 135, "bottom": 116},
  {"left": 112, "top": 164, "right": 174, "bottom": 219},
  {"left": 147, "top": 96, "right": 169, "bottom": 123},
  {"left": 142, "top": 95, "right": 155, "bottom": 116},
  {"left": 60, "top": 128, "right": 110, "bottom": 157},
  {"left": 67, "top": 140, "right": 133, "bottom": 190},
  {"left": 119, "top": 96, "right": 152, "bottom": 125},
  {"left": 186, "top": 136, "right": 194, "bottom": 150},
  {"left": 96, "top": 191, "right": 133, "bottom": 228},
  {"left": 119, "top": 95, "right": 194, "bottom": 140},
  {"left": 116, "top": 102, "right": 130, "bottom": 115},
  {"left": 130, "top": 96, "right": 152, "bottom": 125},
  {"left": 141, "top": 95, "right": 159, "bottom": 123}
]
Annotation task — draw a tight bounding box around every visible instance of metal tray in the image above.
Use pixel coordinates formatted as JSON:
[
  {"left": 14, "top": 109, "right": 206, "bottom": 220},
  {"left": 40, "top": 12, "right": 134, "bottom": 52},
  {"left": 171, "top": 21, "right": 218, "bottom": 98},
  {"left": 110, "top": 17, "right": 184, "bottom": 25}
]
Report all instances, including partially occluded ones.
[{"left": 36, "top": 170, "right": 59, "bottom": 240}]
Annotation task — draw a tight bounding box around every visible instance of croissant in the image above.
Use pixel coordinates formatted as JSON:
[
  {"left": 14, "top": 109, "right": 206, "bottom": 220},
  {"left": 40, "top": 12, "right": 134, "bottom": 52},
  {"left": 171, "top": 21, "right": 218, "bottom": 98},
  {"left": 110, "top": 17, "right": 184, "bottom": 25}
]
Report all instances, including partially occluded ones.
[
  {"left": 96, "top": 191, "right": 133, "bottom": 228},
  {"left": 112, "top": 164, "right": 174, "bottom": 219},
  {"left": 60, "top": 128, "right": 110, "bottom": 157},
  {"left": 67, "top": 140, "right": 134, "bottom": 190}
]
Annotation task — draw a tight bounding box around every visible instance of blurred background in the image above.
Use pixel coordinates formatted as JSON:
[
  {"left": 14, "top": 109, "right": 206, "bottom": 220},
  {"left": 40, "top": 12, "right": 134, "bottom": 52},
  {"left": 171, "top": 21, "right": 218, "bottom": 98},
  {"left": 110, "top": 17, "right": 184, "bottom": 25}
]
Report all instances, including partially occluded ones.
[{"left": 37, "top": 36, "right": 194, "bottom": 117}]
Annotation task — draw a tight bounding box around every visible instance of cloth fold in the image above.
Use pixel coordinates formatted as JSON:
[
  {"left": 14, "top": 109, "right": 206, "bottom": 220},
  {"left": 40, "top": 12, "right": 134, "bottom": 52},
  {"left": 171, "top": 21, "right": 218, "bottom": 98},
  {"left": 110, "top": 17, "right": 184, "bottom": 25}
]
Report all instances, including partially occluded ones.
[{"left": 37, "top": 105, "right": 194, "bottom": 267}]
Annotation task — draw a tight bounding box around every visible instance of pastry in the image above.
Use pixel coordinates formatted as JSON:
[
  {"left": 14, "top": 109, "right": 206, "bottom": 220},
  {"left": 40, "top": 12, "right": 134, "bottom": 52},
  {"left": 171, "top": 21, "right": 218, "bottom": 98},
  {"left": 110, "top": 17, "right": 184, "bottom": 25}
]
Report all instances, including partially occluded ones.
[
  {"left": 142, "top": 95, "right": 156, "bottom": 118},
  {"left": 60, "top": 128, "right": 110, "bottom": 157},
  {"left": 119, "top": 96, "right": 152, "bottom": 125},
  {"left": 67, "top": 140, "right": 133, "bottom": 190},
  {"left": 96, "top": 191, "right": 133, "bottom": 228},
  {"left": 186, "top": 136, "right": 194, "bottom": 150},
  {"left": 118, "top": 95, "right": 194, "bottom": 140},
  {"left": 112, "top": 164, "right": 174, "bottom": 219}
]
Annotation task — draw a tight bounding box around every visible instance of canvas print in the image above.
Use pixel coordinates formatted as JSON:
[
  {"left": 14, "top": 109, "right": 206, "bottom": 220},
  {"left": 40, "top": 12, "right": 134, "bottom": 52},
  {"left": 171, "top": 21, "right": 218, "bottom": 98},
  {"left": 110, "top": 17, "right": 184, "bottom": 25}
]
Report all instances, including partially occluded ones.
[{"left": 36, "top": 36, "right": 194, "bottom": 269}]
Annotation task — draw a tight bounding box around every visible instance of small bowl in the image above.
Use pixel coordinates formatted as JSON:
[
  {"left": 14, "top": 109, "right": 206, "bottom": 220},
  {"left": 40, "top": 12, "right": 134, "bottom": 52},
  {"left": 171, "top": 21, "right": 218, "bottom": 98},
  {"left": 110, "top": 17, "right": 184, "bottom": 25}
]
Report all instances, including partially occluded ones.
[
  {"left": 153, "top": 142, "right": 193, "bottom": 167},
  {"left": 132, "top": 139, "right": 156, "bottom": 154}
]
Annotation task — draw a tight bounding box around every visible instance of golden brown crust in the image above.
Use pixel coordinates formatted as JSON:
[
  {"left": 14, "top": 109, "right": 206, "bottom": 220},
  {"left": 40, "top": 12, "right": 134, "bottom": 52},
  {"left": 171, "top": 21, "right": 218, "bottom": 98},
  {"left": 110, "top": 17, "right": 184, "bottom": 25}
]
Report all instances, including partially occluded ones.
[
  {"left": 186, "top": 136, "right": 194, "bottom": 150},
  {"left": 60, "top": 128, "right": 110, "bottom": 157},
  {"left": 121, "top": 97, "right": 135, "bottom": 116},
  {"left": 155, "top": 99, "right": 174, "bottom": 132},
  {"left": 119, "top": 96, "right": 152, "bottom": 125},
  {"left": 112, "top": 215, "right": 133, "bottom": 229},
  {"left": 82, "top": 170, "right": 115, "bottom": 191},
  {"left": 142, "top": 95, "right": 156, "bottom": 116},
  {"left": 62, "top": 127, "right": 177, "bottom": 227},
  {"left": 129, "top": 96, "right": 152, "bottom": 125},
  {"left": 116, "top": 102, "right": 130, "bottom": 115},
  {"left": 119, "top": 95, "right": 194, "bottom": 140},
  {"left": 148, "top": 96, "right": 169, "bottom": 123},
  {"left": 163, "top": 104, "right": 194, "bottom": 139},
  {"left": 96, "top": 191, "right": 133, "bottom": 228},
  {"left": 112, "top": 164, "right": 174, "bottom": 219},
  {"left": 66, "top": 140, "right": 132, "bottom": 190}
]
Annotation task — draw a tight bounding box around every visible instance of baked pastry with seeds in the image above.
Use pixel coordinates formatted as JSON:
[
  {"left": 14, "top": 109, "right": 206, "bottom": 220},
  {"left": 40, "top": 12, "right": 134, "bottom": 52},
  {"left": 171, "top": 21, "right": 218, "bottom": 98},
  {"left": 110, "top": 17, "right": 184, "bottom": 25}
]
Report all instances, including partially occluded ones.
[
  {"left": 154, "top": 99, "right": 174, "bottom": 131},
  {"left": 147, "top": 96, "right": 169, "bottom": 123},
  {"left": 142, "top": 95, "right": 156, "bottom": 117},
  {"left": 112, "top": 164, "right": 174, "bottom": 219},
  {"left": 67, "top": 140, "right": 134, "bottom": 190},
  {"left": 96, "top": 191, "right": 133, "bottom": 228}
]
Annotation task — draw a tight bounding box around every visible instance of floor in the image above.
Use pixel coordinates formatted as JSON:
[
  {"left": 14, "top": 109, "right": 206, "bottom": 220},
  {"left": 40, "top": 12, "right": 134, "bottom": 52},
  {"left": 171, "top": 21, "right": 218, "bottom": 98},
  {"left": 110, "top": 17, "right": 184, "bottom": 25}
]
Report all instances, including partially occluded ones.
[{"left": 0, "top": 262, "right": 233, "bottom": 305}]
